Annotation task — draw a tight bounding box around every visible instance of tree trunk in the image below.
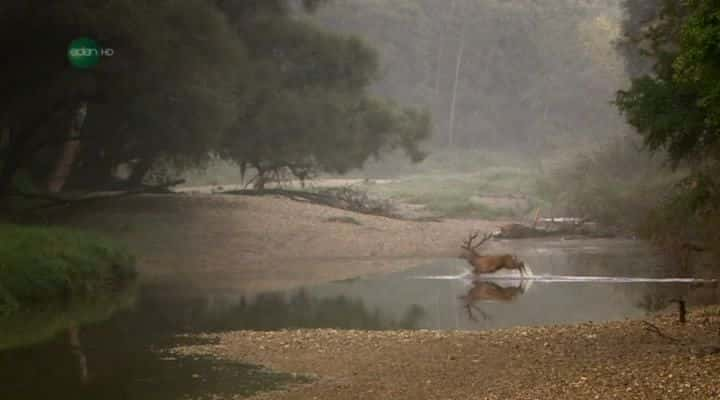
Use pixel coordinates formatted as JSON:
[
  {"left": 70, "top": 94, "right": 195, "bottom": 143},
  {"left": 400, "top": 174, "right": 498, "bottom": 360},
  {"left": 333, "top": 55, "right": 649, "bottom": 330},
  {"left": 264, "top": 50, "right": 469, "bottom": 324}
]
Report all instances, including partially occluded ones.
[
  {"left": 127, "top": 157, "right": 154, "bottom": 187},
  {"left": 0, "top": 128, "right": 24, "bottom": 197},
  {"left": 434, "top": 0, "right": 457, "bottom": 95},
  {"left": 448, "top": 23, "right": 465, "bottom": 147},
  {"left": 66, "top": 152, "right": 117, "bottom": 190},
  {"left": 252, "top": 162, "right": 267, "bottom": 190},
  {"left": 0, "top": 152, "right": 20, "bottom": 196},
  {"left": 47, "top": 102, "right": 88, "bottom": 193}
]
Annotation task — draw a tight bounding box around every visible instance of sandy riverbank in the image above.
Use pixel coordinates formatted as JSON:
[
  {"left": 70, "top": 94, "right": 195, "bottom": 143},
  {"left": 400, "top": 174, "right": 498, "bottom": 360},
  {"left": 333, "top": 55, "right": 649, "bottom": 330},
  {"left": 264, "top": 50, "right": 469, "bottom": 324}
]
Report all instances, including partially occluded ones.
[
  {"left": 49, "top": 194, "right": 510, "bottom": 292},
  {"left": 176, "top": 307, "right": 720, "bottom": 400}
]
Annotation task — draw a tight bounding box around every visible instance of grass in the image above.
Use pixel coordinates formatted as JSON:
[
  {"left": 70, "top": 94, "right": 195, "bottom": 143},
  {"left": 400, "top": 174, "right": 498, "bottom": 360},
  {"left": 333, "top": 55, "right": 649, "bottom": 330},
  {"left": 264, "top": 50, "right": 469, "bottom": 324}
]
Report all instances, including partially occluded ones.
[
  {"left": 173, "top": 149, "right": 546, "bottom": 219},
  {"left": 0, "top": 224, "right": 136, "bottom": 316},
  {"left": 325, "top": 216, "right": 362, "bottom": 225},
  {"left": 361, "top": 165, "right": 544, "bottom": 219}
]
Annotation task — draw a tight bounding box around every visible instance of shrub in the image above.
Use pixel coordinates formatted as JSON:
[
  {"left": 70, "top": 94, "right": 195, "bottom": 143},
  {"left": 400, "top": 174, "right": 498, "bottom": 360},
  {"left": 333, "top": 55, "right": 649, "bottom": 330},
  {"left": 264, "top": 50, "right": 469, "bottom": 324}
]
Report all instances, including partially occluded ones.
[{"left": 0, "top": 224, "right": 136, "bottom": 315}]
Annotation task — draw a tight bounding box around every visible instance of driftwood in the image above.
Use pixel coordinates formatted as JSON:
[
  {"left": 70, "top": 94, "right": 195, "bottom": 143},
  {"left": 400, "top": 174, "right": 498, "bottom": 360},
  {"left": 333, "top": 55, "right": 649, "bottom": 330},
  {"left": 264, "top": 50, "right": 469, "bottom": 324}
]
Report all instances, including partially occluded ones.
[
  {"left": 642, "top": 321, "right": 681, "bottom": 343},
  {"left": 493, "top": 221, "right": 617, "bottom": 239},
  {"left": 223, "top": 188, "right": 407, "bottom": 220},
  {"left": 494, "top": 223, "right": 552, "bottom": 239}
]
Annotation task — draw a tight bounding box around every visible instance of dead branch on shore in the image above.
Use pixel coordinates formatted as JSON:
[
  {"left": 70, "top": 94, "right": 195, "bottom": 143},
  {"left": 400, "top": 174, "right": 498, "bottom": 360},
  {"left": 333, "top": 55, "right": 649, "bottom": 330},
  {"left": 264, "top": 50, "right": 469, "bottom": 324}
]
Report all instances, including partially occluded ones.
[
  {"left": 222, "top": 187, "right": 411, "bottom": 220},
  {"left": 642, "top": 321, "right": 681, "bottom": 343}
]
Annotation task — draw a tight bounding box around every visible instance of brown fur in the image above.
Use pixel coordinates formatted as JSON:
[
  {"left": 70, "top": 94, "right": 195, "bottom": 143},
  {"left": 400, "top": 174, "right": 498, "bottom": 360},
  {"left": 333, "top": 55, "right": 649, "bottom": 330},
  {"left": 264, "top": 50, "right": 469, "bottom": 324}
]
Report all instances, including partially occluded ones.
[
  {"left": 461, "top": 253, "right": 526, "bottom": 275},
  {"left": 459, "top": 231, "right": 528, "bottom": 275},
  {"left": 464, "top": 280, "right": 525, "bottom": 302}
]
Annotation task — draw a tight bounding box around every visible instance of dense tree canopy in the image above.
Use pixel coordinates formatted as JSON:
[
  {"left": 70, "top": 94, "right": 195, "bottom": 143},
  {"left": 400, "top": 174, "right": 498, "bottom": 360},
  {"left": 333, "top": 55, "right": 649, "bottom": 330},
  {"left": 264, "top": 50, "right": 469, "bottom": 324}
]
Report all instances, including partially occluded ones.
[
  {"left": 0, "top": 0, "right": 431, "bottom": 195},
  {"left": 616, "top": 0, "right": 720, "bottom": 165},
  {"left": 616, "top": 0, "right": 720, "bottom": 211}
]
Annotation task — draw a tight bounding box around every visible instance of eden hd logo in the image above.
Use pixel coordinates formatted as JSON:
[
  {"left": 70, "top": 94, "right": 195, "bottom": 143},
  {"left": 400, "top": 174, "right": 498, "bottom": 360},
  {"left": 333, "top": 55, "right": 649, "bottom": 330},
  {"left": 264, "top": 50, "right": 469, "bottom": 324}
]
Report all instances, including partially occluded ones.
[{"left": 67, "top": 37, "right": 114, "bottom": 69}]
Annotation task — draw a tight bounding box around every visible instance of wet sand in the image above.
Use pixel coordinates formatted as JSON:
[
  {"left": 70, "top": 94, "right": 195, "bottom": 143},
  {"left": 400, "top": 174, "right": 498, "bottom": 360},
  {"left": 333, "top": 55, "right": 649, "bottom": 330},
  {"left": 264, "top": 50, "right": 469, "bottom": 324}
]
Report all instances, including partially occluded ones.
[{"left": 177, "top": 307, "right": 720, "bottom": 400}]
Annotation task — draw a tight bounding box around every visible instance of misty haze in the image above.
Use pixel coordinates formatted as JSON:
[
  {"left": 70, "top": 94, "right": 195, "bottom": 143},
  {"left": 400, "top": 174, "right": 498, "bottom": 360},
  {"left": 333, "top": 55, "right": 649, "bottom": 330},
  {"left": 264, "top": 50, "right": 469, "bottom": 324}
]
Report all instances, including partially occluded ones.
[{"left": 1, "top": 1, "right": 719, "bottom": 399}]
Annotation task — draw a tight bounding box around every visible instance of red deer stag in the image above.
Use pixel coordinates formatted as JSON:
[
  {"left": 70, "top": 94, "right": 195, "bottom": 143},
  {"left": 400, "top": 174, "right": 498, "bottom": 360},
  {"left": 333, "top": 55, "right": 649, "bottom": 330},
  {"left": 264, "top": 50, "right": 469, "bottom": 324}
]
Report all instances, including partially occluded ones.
[{"left": 460, "top": 231, "right": 528, "bottom": 276}]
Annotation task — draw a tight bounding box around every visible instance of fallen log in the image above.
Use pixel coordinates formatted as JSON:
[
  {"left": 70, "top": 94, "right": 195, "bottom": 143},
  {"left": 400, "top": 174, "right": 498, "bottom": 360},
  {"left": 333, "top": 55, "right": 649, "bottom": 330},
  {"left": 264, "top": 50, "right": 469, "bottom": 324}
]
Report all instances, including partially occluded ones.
[
  {"left": 18, "top": 179, "right": 186, "bottom": 211},
  {"left": 493, "top": 221, "right": 617, "bottom": 239},
  {"left": 221, "top": 188, "right": 412, "bottom": 221}
]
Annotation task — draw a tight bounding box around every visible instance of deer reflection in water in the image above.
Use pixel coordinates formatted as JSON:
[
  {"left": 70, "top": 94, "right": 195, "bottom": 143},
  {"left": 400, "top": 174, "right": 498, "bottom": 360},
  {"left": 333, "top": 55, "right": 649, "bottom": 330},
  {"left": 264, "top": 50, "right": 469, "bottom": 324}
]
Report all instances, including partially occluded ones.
[{"left": 460, "top": 280, "right": 529, "bottom": 322}]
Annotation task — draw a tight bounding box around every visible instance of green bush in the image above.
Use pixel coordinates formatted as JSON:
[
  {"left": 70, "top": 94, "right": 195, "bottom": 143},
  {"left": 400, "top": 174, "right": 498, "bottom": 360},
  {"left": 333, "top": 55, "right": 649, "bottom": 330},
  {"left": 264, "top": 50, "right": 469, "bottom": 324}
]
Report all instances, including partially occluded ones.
[{"left": 0, "top": 224, "right": 136, "bottom": 315}]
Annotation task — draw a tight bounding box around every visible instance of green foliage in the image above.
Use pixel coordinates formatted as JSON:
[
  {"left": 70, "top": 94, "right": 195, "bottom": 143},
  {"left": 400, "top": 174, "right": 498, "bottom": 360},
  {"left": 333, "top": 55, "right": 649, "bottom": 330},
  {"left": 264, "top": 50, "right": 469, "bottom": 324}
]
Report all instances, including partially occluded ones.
[
  {"left": 219, "top": 9, "right": 431, "bottom": 181},
  {"left": 361, "top": 150, "right": 542, "bottom": 219},
  {"left": 0, "top": 224, "right": 136, "bottom": 314},
  {"left": 616, "top": 77, "right": 707, "bottom": 165},
  {"left": 0, "top": 0, "right": 248, "bottom": 191},
  {"left": 0, "top": 0, "right": 430, "bottom": 193},
  {"left": 616, "top": 0, "right": 720, "bottom": 215}
]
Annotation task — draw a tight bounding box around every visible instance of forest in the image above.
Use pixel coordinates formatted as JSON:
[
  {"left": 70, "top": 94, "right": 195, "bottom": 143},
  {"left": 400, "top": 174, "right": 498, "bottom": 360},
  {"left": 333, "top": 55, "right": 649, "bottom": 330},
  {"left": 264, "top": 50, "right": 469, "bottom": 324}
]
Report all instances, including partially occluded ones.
[{"left": 2, "top": 1, "right": 720, "bottom": 399}]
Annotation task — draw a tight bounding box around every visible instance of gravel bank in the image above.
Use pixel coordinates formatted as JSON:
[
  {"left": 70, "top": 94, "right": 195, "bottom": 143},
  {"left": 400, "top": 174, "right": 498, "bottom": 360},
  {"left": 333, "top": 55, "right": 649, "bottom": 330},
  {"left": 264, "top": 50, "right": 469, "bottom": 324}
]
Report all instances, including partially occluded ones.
[{"left": 176, "top": 307, "right": 720, "bottom": 400}]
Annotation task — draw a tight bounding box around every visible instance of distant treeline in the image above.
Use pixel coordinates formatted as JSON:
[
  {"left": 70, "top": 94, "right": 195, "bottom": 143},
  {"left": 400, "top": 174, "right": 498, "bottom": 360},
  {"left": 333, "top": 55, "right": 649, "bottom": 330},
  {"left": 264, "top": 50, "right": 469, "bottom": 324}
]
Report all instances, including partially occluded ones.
[{"left": 311, "top": 0, "right": 630, "bottom": 152}]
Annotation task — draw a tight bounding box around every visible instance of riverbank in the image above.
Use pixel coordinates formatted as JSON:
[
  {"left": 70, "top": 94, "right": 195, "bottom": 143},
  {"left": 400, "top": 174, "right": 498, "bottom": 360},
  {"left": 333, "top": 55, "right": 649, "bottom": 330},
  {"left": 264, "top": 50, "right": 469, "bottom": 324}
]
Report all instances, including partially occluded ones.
[
  {"left": 43, "top": 194, "right": 510, "bottom": 292},
  {"left": 0, "top": 224, "right": 136, "bottom": 315},
  {"left": 176, "top": 306, "right": 720, "bottom": 400}
]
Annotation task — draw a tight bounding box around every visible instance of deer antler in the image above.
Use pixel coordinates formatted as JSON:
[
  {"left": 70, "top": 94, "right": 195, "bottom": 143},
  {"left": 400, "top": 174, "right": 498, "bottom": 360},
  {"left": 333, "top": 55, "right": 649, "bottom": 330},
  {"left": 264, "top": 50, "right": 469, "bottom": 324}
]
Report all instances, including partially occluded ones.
[
  {"left": 460, "top": 231, "right": 492, "bottom": 254},
  {"left": 460, "top": 232, "right": 479, "bottom": 251}
]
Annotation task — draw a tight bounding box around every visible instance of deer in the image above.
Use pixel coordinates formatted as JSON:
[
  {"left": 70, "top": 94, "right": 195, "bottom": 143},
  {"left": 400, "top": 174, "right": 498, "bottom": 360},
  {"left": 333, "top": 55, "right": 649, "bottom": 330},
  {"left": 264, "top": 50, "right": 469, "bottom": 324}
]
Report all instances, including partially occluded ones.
[
  {"left": 460, "top": 231, "right": 529, "bottom": 276},
  {"left": 460, "top": 280, "right": 529, "bottom": 321}
]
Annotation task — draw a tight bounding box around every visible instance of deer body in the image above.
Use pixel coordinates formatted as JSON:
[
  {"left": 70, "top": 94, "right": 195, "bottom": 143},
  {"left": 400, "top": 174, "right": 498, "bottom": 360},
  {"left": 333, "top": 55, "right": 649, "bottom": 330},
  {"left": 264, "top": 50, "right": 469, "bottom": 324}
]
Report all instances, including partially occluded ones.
[
  {"left": 464, "top": 254, "right": 525, "bottom": 275},
  {"left": 460, "top": 232, "right": 528, "bottom": 276}
]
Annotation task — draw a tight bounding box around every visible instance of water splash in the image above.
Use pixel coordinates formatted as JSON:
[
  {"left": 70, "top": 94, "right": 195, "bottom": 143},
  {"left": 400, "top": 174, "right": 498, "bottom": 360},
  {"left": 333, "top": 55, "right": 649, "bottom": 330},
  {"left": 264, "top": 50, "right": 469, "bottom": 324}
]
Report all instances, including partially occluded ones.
[
  {"left": 486, "top": 275, "right": 718, "bottom": 284},
  {"left": 411, "top": 272, "right": 717, "bottom": 284}
]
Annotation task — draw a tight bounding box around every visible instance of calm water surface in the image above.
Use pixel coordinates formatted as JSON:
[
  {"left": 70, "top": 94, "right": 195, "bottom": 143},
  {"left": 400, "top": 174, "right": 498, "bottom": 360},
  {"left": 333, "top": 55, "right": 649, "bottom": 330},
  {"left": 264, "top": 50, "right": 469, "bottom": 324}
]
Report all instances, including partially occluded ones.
[{"left": 1, "top": 238, "right": 718, "bottom": 399}]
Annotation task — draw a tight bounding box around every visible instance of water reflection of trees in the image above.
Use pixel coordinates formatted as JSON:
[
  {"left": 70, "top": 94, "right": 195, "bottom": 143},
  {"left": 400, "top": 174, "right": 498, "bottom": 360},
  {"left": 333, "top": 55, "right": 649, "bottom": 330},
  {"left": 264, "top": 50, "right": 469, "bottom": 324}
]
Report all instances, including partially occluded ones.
[
  {"left": 0, "top": 285, "right": 137, "bottom": 351},
  {"left": 554, "top": 249, "right": 720, "bottom": 316},
  {"left": 637, "top": 282, "right": 720, "bottom": 314},
  {"left": 0, "top": 286, "right": 425, "bottom": 399},
  {"left": 207, "top": 289, "right": 426, "bottom": 331},
  {"left": 0, "top": 286, "right": 138, "bottom": 396}
]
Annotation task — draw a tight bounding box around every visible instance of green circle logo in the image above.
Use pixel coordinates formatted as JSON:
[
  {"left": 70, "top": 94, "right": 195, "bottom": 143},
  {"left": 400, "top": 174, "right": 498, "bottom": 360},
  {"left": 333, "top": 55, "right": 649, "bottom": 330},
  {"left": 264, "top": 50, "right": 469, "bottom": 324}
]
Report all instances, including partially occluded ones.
[{"left": 68, "top": 37, "right": 101, "bottom": 69}]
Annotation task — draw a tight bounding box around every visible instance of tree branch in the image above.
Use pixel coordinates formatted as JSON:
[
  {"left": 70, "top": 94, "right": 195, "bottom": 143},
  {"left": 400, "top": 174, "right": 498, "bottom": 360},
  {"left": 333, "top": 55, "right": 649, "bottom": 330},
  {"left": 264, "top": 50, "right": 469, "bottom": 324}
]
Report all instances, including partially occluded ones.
[{"left": 642, "top": 321, "right": 681, "bottom": 343}]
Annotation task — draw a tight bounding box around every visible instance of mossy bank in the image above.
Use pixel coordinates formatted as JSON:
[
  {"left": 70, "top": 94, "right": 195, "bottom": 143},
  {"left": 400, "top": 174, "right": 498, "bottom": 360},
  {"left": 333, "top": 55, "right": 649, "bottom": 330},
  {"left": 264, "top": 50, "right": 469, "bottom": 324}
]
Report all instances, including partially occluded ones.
[{"left": 0, "top": 224, "right": 136, "bottom": 316}]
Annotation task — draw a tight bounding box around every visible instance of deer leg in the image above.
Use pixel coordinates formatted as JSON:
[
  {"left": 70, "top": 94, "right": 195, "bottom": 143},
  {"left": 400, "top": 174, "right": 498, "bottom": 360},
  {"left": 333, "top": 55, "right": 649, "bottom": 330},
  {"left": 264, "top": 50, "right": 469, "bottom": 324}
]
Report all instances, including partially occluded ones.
[{"left": 470, "top": 304, "right": 490, "bottom": 321}]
